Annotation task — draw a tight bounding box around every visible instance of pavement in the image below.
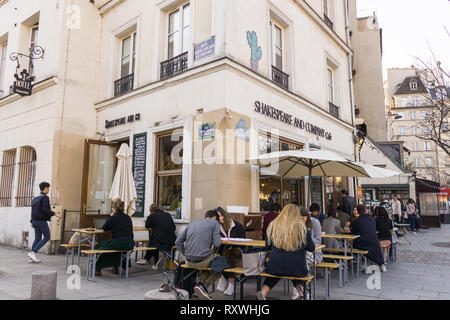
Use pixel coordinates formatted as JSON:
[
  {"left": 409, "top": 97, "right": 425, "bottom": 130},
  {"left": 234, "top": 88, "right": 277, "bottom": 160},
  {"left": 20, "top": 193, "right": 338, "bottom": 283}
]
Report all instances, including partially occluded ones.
[{"left": 0, "top": 224, "right": 449, "bottom": 300}]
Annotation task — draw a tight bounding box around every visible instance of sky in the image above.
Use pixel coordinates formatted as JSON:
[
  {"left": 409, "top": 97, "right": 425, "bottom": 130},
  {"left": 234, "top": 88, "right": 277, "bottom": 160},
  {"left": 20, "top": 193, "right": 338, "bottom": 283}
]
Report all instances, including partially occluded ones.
[{"left": 356, "top": 0, "right": 450, "bottom": 80}]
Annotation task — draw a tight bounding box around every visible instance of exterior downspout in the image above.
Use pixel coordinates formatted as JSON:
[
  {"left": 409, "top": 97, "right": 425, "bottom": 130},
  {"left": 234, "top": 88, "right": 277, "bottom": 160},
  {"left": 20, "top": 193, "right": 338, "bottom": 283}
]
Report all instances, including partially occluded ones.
[{"left": 344, "top": 0, "right": 358, "bottom": 198}]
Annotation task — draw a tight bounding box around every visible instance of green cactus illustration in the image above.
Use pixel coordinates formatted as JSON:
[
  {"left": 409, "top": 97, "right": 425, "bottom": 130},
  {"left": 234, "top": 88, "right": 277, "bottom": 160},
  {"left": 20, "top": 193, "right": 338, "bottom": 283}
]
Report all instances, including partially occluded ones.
[{"left": 247, "top": 31, "right": 262, "bottom": 71}]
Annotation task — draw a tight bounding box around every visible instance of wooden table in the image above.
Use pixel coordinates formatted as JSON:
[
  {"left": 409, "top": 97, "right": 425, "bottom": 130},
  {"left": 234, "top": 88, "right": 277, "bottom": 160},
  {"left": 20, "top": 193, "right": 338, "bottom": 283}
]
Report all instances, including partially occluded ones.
[
  {"left": 72, "top": 227, "right": 152, "bottom": 266},
  {"left": 321, "top": 234, "right": 360, "bottom": 284}
]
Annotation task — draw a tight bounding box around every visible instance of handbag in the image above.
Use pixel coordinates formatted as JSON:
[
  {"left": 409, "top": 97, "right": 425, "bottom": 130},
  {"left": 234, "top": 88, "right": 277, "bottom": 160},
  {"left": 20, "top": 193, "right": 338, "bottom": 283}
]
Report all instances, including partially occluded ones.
[{"left": 241, "top": 247, "right": 267, "bottom": 276}]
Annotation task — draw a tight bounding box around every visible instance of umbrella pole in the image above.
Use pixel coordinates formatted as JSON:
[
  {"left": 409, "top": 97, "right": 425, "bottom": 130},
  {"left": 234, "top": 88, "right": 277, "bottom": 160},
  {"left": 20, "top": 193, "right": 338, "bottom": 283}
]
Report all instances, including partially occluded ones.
[{"left": 307, "top": 166, "right": 313, "bottom": 209}]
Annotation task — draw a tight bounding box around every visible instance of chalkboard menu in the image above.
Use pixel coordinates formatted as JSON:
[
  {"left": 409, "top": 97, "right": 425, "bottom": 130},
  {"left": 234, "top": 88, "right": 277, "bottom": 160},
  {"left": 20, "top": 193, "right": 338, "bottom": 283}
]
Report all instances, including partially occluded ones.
[
  {"left": 132, "top": 133, "right": 147, "bottom": 217},
  {"left": 311, "top": 177, "right": 323, "bottom": 206}
]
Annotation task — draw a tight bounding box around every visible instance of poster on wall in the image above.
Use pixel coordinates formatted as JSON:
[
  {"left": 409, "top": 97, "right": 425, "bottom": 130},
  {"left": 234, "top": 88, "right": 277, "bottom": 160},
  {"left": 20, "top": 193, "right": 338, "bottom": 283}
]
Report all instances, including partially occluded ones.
[
  {"left": 132, "top": 133, "right": 147, "bottom": 217},
  {"left": 199, "top": 122, "right": 216, "bottom": 140}
]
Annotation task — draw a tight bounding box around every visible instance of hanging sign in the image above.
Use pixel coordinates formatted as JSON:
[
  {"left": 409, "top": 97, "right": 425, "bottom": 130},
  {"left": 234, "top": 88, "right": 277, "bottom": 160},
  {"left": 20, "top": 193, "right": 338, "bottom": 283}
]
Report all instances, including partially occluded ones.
[{"left": 12, "top": 69, "right": 34, "bottom": 96}]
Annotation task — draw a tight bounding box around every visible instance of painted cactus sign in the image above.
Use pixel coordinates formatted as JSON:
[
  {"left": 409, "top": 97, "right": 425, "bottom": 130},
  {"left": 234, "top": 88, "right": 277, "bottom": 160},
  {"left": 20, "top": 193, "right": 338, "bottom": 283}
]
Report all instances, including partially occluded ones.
[{"left": 247, "top": 31, "right": 262, "bottom": 72}]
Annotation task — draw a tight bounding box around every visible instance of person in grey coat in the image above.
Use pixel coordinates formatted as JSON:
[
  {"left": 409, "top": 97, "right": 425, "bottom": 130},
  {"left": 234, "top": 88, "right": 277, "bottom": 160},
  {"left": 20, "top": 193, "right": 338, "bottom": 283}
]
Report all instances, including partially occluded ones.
[{"left": 322, "top": 208, "right": 342, "bottom": 249}]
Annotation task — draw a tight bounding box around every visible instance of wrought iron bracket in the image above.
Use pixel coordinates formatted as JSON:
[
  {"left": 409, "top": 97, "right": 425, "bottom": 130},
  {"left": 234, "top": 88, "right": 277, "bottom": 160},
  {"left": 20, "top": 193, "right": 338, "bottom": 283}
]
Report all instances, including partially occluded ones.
[{"left": 9, "top": 45, "right": 45, "bottom": 70}]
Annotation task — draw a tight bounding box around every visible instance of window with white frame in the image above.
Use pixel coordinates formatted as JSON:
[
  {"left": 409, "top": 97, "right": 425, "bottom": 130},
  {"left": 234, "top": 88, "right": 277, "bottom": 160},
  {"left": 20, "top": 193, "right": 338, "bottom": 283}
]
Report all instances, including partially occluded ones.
[
  {"left": 422, "top": 126, "right": 430, "bottom": 134},
  {"left": 327, "top": 67, "right": 335, "bottom": 104},
  {"left": 424, "top": 157, "right": 433, "bottom": 167},
  {"left": 411, "top": 126, "right": 417, "bottom": 135},
  {"left": 424, "top": 142, "right": 432, "bottom": 151},
  {"left": 0, "top": 42, "right": 7, "bottom": 93},
  {"left": 422, "top": 110, "right": 431, "bottom": 119},
  {"left": 399, "top": 127, "right": 406, "bottom": 135},
  {"left": 410, "top": 111, "right": 417, "bottom": 120},
  {"left": 410, "top": 81, "right": 418, "bottom": 91},
  {"left": 412, "top": 141, "right": 419, "bottom": 151},
  {"left": 397, "top": 112, "right": 405, "bottom": 120},
  {"left": 401, "top": 98, "right": 408, "bottom": 107},
  {"left": 168, "top": 3, "right": 190, "bottom": 59},
  {"left": 29, "top": 24, "right": 39, "bottom": 77},
  {"left": 270, "top": 21, "right": 283, "bottom": 70},
  {"left": 413, "top": 158, "right": 420, "bottom": 167},
  {"left": 120, "top": 32, "right": 137, "bottom": 78}
]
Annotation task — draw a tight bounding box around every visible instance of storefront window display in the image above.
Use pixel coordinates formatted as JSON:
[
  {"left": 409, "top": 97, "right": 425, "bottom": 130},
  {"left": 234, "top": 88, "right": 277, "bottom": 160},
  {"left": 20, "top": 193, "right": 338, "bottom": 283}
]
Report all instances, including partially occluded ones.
[
  {"left": 325, "top": 176, "right": 347, "bottom": 213},
  {"left": 156, "top": 130, "right": 183, "bottom": 214}
]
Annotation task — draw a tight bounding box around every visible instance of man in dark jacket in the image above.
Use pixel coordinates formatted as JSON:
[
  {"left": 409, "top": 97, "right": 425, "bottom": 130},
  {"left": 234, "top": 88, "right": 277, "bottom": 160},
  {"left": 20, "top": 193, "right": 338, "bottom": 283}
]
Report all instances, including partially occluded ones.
[
  {"left": 341, "top": 190, "right": 356, "bottom": 216},
  {"left": 28, "top": 182, "right": 60, "bottom": 263},
  {"left": 137, "top": 204, "right": 176, "bottom": 270}
]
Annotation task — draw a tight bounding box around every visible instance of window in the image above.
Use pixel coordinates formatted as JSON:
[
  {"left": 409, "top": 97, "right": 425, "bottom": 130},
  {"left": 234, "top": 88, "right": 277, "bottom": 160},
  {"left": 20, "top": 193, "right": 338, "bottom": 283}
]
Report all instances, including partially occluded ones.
[
  {"left": 401, "top": 98, "right": 408, "bottom": 107},
  {"left": 412, "top": 96, "right": 419, "bottom": 106},
  {"left": 412, "top": 142, "right": 419, "bottom": 151},
  {"left": 0, "top": 42, "right": 7, "bottom": 93},
  {"left": 443, "top": 122, "right": 449, "bottom": 132},
  {"left": 120, "top": 32, "right": 136, "bottom": 78},
  {"left": 168, "top": 3, "right": 190, "bottom": 59},
  {"left": 410, "top": 111, "right": 417, "bottom": 120},
  {"left": 270, "top": 22, "right": 283, "bottom": 70},
  {"left": 413, "top": 158, "right": 420, "bottom": 167},
  {"left": 327, "top": 68, "right": 334, "bottom": 103},
  {"left": 410, "top": 81, "right": 418, "bottom": 91},
  {"left": 323, "top": 0, "right": 329, "bottom": 16},
  {"left": 422, "top": 126, "right": 430, "bottom": 134},
  {"left": 258, "top": 133, "right": 303, "bottom": 155},
  {"left": 0, "top": 150, "right": 16, "bottom": 207},
  {"left": 424, "top": 142, "right": 432, "bottom": 151},
  {"left": 411, "top": 126, "right": 417, "bottom": 135},
  {"left": 155, "top": 130, "right": 183, "bottom": 214},
  {"left": 325, "top": 177, "right": 347, "bottom": 213},
  {"left": 399, "top": 127, "right": 406, "bottom": 135},
  {"left": 397, "top": 112, "right": 405, "bottom": 120},
  {"left": 16, "top": 147, "right": 37, "bottom": 207},
  {"left": 29, "top": 24, "right": 39, "bottom": 77},
  {"left": 424, "top": 157, "right": 433, "bottom": 167},
  {"left": 422, "top": 111, "right": 431, "bottom": 119}
]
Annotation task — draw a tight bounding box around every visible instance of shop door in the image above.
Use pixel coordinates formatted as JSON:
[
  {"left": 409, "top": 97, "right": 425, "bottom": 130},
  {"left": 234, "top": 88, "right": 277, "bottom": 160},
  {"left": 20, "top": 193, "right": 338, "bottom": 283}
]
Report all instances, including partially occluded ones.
[
  {"left": 418, "top": 193, "right": 441, "bottom": 229},
  {"left": 80, "top": 140, "right": 119, "bottom": 228}
]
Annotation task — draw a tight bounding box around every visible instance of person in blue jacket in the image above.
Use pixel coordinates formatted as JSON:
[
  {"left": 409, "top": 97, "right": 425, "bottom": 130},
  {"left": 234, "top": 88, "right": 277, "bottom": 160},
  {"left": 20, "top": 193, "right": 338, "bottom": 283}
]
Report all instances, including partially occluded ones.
[{"left": 28, "top": 182, "right": 60, "bottom": 263}]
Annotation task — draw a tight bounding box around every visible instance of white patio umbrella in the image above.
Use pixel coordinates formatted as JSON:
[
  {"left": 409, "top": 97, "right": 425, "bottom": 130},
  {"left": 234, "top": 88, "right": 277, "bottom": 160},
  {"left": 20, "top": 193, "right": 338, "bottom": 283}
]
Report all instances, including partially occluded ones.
[
  {"left": 353, "top": 162, "right": 402, "bottom": 178},
  {"left": 249, "top": 149, "right": 371, "bottom": 208},
  {"left": 109, "top": 143, "right": 137, "bottom": 216}
]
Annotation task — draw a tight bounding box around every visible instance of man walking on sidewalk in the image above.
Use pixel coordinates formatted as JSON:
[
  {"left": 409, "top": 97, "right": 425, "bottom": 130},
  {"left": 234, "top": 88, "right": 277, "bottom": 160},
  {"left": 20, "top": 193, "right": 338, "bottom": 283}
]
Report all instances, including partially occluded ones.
[{"left": 28, "top": 182, "right": 60, "bottom": 263}]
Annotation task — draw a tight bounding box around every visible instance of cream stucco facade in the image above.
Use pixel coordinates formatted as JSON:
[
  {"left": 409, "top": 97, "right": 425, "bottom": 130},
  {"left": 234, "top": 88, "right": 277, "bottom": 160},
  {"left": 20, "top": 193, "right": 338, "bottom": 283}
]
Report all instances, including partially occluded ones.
[{"left": 0, "top": 0, "right": 359, "bottom": 250}]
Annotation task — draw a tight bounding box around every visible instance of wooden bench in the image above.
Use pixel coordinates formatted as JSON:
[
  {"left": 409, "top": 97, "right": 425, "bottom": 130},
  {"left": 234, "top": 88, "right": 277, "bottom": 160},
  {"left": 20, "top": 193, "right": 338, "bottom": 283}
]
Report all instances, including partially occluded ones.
[
  {"left": 322, "top": 254, "right": 353, "bottom": 288},
  {"left": 322, "top": 247, "right": 368, "bottom": 278},
  {"left": 315, "top": 262, "right": 339, "bottom": 300},
  {"left": 82, "top": 247, "right": 158, "bottom": 282},
  {"left": 180, "top": 264, "right": 313, "bottom": 300},
  {"left": 60, "top": 244, "right": 91, "bottom": 270}
]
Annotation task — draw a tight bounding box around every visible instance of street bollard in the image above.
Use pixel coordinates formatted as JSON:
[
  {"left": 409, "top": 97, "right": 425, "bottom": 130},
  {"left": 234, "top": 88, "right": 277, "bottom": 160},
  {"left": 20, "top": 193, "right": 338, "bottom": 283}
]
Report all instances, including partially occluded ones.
[{"left": 31, "top": 270, "right": 57, "bottom": 300}]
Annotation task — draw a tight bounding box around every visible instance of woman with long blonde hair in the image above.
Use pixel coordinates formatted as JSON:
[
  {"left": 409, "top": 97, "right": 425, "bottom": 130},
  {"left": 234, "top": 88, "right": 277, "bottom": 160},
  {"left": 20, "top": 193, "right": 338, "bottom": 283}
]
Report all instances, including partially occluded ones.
[{"left": 257, "top": 204, "right": 315, "bottom": 300}]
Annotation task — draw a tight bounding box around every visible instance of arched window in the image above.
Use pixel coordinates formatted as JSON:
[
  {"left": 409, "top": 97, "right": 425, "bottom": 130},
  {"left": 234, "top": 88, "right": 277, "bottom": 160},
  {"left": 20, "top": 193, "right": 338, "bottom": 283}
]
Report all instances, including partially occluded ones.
[
  {"left": 0, "top": 149, "right": 17, "bottom": 207},
  {"left": 16, "top": 147, "right": 37, "bottom": 207}
]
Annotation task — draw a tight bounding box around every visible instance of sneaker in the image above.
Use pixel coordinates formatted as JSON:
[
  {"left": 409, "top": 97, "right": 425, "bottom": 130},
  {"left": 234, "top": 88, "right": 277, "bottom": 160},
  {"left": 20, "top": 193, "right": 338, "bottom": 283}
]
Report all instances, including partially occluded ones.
[
  {"left": 380, "top": 265, "right": 387, "bottom": 273},
  {"left": 194, "top": 284, "right": 212, "bottom": 300},
  {"left": 256, "top": 291, "right": 267, "bottom": 300},
  {"left": 27, "top": 252, "right": 40, "bottom": 263},
  {"left": 152, "top": 258, "right": 163, "bottom": 271},
  {"left": 136, "top": 259, "right": 149, "bottom": 265},
  {"left": 216, "top": 276, "right": 227, "bottom": 292},
  {"left": 223, "top": 283, "right": 235, "bottom": 296}
]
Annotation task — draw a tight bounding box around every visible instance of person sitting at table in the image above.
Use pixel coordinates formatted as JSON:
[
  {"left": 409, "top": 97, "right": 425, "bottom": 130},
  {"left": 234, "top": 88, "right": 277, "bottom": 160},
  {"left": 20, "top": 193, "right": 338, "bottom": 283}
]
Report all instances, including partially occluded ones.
[
  {"left": 310, "top": 203, "right": 326, "bottom": 225},
  {"left": 350, "top": 206, "right": 360, "bottom": 225},
  {"left": 375, "top": 206, "right": 393, "bottom": 264},
  {"left": 136, "top": 204, "right": 176, "bottom": 270},
  {"left": 322, "top": 208, "right": 342, "bottom": 249},
  {"left": 214, "top": 206, "right": 246, "bottom": 296},
  {"left": 351, "top": 204, "right": 387, "bottom": 273},
  {"left": 262, "top": 203, "right": 281, "bottom": 241},
  {"left": 95, "top": 200, "right": 135, "bottom": 277},
  {"left": 337, "top": 205, "right": 351, "bottom": 230},
  {"left": 175, "top": 210, "right": 222, "bottom": 300},
  {"left": 257, "top": 204, "right": 315, "bottom": 300}
]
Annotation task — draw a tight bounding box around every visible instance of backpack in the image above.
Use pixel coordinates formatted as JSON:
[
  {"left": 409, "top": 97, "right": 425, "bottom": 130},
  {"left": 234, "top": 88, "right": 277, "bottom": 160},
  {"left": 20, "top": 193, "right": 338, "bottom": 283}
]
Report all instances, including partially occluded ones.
[{"left": 173, "top": 261, "right": 196, "bottom": 296}]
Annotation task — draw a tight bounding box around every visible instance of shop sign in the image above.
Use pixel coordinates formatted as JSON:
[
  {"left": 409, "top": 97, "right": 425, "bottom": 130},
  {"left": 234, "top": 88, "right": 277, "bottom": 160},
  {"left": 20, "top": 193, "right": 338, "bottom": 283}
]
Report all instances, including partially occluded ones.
[
  {"left": 254, "top": 101, "right": 333, "bottom": 140},
  {"left": 105, "top": 113, "right": 141, "bottom": 129},
  {"left": 12, "top": 69, "right": 34, "bottom": 96},
  {"left": 199, "top": 122, "right": 216, "bottom": 140},
  {"left": 194, "top": 37, "right": 215, "bottom": 61}
]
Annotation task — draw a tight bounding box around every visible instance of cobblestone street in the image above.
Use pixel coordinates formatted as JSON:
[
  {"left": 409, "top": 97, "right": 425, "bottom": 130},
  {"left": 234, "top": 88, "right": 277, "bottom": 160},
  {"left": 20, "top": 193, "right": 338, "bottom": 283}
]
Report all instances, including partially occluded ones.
[{"left": 1, "top": 225, "right": 449, "bottom": 300}]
